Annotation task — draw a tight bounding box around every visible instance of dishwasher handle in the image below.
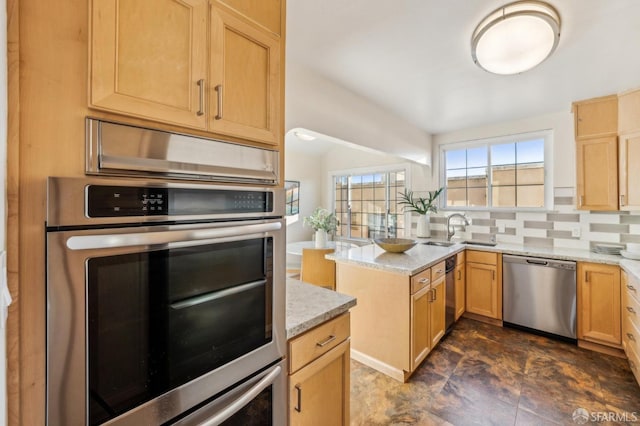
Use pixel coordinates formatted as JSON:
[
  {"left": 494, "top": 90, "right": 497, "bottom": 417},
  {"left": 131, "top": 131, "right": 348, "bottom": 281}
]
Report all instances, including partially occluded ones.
[{"left": 526, "top": 259, "right": 548, "bottom": 266}]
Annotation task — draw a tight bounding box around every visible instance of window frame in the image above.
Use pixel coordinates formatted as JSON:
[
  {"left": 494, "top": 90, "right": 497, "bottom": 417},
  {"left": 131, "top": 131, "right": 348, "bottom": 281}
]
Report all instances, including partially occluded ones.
[
  {"left": 439, "top": 130, "right": 553, "bottom": 211},
  {"left": 329, "top": 163, "right": 413, "bottom": 240}
]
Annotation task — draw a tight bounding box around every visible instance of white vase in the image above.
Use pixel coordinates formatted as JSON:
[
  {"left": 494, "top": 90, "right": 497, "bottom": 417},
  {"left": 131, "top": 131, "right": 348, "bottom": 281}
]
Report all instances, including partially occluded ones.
[
  {"left": 315, "top": 230, "right": 328, "bottom": 248},
  {"left": 416, "top": 214, "right": 431, "bottom": 238}
]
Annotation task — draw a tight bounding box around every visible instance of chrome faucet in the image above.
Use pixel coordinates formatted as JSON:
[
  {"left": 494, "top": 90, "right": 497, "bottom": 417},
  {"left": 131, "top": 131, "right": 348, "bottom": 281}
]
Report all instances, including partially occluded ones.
[{"left": 447, "top": 213, "right": 470, "bottom": 241}]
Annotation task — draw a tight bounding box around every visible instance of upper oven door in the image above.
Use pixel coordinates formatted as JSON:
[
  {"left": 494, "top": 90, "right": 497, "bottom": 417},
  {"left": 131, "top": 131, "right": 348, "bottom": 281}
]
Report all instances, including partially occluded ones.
[{"left": 46, "top": 219, "right": 285, "bottom": 426}]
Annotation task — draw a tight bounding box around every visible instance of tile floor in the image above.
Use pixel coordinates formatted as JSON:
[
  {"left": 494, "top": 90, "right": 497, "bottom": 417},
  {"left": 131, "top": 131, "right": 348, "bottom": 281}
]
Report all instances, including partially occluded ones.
[{"left": 350, "top": 318, "right": 640, "bottom": 425}]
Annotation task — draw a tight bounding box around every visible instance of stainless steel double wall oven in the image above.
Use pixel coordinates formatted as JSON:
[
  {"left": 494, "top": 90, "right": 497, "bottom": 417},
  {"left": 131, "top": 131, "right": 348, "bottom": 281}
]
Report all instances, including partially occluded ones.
[{"left": 46, "top": 119, "right": 286, "bottom": 425}]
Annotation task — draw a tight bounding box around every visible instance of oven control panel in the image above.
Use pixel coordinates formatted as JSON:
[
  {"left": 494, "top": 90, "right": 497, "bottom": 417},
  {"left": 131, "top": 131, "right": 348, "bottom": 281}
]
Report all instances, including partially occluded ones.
[{"left": 87, "top": 185, "right": 272, "bottom": 217}]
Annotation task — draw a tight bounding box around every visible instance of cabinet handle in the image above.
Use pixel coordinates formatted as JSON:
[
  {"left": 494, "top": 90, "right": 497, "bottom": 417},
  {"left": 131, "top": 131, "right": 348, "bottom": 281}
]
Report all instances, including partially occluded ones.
[
  {"left": 585, "top": 271, "right": 589, "bottom": 283},
  {"left": 628, "top": 306, "right": 637, "bottom": 314},
  {"left": 620, "top": 194, "right": 626, "bottom": 207},
  {"left": 492, "top": 270, "right": 495, "bottom": 281},
  {"left": 627, "top": 333, "right": 636, "bottom": 342},
  {"left": 579, "top": 195, "right": 584, "bottom": 207},
  {"left": 419, "top": 278, "right": 430, "bottom": 284},
  {"left": 628, "top": 284, "right": 637, "bottom": 292},
  {"left": 316, "top": 335, "right": 337, "bottom": 347},
  {"left": 436, "top": 269, "right": 443, "bottom": 274},
  {"left": 196, "top": 79, "right": 205, "bottom": 116},
  {"left": 294, "top": 384, "right": 302, "bottom": 412},
  {"left": 215, "top": 84, "right": 223, "bottom": 120},
  {"left": 458, "top": 270, "right": 461, "bottom": 280}
]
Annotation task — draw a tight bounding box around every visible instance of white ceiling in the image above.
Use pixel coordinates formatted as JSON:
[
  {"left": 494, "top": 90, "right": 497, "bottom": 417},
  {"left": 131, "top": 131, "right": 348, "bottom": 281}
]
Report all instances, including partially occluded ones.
[{"left": 286, "top": 0, "right": 640, "bottom": 135}]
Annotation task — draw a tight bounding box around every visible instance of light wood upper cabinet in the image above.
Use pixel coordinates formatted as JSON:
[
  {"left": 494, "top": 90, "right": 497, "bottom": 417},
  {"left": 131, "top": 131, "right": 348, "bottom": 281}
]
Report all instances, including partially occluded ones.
[
  {"left": 577, "top": 262, "right": 621, "bottom": 347},
  {"left": 618, "top": 132, "right": 640, "bottom": 210},
  {"left": 209, "top": 5, "right": 281, "bottom": 145},
  {"left": 90, "top": 0, "right": 283, "bottom": 147},
  {"left": 90, "top": 0, "right": 208, "bottom": 129},
  {"left": 619, "top": 88, "right": 640, "bottom": 134},
  {"left": 575, "top": 136, "right": 619, "bottom": 211},
  {"left": 466, "top": 251, "right": 501, "bottom": 320},
  {"left": 573, "top": 95, "right": 618, "bottom": 139}
]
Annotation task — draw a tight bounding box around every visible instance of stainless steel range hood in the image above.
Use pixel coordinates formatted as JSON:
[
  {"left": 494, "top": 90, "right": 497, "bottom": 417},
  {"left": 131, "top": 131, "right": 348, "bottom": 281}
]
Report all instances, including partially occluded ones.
[{"left": 86, "top": 118, "right": 279, "bottom": 185}]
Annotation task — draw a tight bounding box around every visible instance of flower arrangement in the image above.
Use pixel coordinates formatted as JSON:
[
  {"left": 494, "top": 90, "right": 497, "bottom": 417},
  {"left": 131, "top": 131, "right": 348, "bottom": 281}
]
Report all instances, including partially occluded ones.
[
  {"left": 303, "top": 207, "right": 338, "bottom": 232},
  {"left": 398, "top": 187, "right": 444, "bottom": 215}
]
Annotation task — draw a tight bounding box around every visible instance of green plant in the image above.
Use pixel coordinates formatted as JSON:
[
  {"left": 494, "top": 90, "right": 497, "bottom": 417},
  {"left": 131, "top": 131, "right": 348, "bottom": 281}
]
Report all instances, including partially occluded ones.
[
  {"left": 398, "top": 188, "right": 444, "bottom": 215},
  {"left": 303, "top": 207, "right": 338, "bottom": 232}
]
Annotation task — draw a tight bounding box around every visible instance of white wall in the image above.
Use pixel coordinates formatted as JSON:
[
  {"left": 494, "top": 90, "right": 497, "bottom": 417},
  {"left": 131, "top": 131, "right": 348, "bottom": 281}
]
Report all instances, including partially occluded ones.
[
  {"left": 286, "top": 62, "right": 433, "bottom": 166},
  {"left": 432, "top": 110, "right": 575, "bottom": 189}
]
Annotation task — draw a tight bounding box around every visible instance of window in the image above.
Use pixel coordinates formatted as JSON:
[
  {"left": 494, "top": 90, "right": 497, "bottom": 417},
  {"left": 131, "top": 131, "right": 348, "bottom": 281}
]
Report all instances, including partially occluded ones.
[
  {"left": 441, "top": 131, "right": 550, "bottom": 209},
  {"left": 334, "top": 170, "right": 406, "bottom": 239},
  {"left": 284, "top": 181, "right": 300, "bottom": 216}
]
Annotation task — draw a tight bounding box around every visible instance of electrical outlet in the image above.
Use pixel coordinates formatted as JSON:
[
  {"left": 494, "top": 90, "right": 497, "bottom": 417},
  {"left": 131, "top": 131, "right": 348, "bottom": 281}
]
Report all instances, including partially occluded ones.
[
  {"left": 498, "top": 223, "right": 506, "bottom": 233},
  {"left": 571, "top": 226, "right": 581, "bottom": 238}
]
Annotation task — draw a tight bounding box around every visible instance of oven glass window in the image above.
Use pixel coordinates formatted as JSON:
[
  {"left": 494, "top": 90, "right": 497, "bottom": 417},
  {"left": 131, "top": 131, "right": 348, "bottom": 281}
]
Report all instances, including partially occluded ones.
[{"left": 87, "top": 238, "right": 273, "bottom": 425}]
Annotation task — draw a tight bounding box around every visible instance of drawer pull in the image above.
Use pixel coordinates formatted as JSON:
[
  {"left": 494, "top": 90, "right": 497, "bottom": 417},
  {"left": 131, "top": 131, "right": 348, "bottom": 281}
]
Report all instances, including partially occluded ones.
[
  {"left": 419, "top": 278, "right": 430, "bottom": 284},
  {"left": 294, "top": 384, "right": 302, "bottom": 412},
  {"left": 436, "top": 269, "right": 444, "bottom": 274},
  {"left": 628, "top": 333, "right": 636, "bottom": 342},
  {"left": 458, "top": 270, "right": 461, "bottom": 280},
  {"left": 628, "top": 284, "right": 637, "bottom": 292},
  {"left": 628, "top": 306, "right": 637, "bottom": 314},
  {"left": 316, "top": 335, "right": 337, "bottom": 347}
]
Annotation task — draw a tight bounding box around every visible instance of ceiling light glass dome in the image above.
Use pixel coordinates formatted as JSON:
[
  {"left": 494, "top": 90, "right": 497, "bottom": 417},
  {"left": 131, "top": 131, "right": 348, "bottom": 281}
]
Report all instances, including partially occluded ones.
[{"left": 471, "top": 1, "right": 561, "bottom": 75}]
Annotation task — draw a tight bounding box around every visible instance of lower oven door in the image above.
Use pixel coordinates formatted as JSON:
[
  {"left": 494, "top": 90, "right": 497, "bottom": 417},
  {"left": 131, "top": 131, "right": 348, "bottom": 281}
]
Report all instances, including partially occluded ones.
[{"left": 46, "top": 219, "right": 285, "bottom": 425}]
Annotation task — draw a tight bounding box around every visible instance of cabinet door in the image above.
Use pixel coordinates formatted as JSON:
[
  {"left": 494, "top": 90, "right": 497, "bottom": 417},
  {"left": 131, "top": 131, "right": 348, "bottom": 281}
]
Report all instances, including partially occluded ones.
[
  {"left": 289, "top": 340, "right": 350, "bottom": 426},
  {"left": 466, "top": 262, "right": 499, "bottom": 319},
  {"left": 577, "top": 263, "right": 621, "bottom": 346},
  {"left": 90, "top": 0, "right": 208, "bottom": 129},
  {"left": 573, "top": 96, "right": 618, "bottom": 139},
  {"left": 410, "top": 286, "right": 431, "bottom": 371},
  {"left": 455, "top": 263, "right": 466, "bottom": 320},
  {"left": 619, "top": 132, "right": 640, "bottom": 210},
  {"left": 210, "top": 5, "right": 281, "bottom": 145},
  {"left": 429, "top": 277, "right": 446, "bottom": 348},
  {"left": 576, "top": 136, "right": 619, "bottom": 211}
]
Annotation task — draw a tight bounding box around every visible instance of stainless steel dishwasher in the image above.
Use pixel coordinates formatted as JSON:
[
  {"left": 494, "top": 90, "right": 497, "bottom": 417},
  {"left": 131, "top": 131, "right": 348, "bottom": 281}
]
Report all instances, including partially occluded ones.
[{"left": 503, "top": 254, "right": 577, "bottom": 340}]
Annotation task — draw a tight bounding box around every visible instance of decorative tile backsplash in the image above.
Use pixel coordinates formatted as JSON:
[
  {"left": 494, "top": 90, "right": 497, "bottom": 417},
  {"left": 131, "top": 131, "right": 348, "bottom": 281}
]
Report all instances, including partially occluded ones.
[{"left": 412, "top": 187, "right": 640, "bottom": 249}]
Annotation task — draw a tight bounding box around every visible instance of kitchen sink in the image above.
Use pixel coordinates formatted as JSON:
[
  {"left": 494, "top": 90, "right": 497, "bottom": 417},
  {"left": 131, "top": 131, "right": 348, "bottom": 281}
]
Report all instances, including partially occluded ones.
[{"left": 422, "top": 241, "right": 457, "bottom": 247}]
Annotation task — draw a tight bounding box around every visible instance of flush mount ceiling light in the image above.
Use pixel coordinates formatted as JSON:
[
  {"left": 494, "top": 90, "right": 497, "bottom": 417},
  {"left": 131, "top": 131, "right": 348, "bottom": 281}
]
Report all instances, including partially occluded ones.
[{"left": 471, "top": 1, "right": 561, "bottom": 75}]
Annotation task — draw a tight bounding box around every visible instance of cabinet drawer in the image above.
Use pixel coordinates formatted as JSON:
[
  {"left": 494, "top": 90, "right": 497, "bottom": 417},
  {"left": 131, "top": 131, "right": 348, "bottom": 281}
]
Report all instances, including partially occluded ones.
[
  {"left": 626, "top": 334, "right": 640, "bottom": 387},
  {"left": 456, "top": 251, "right": 465, "bottom": 265},
  {"left": 289, "top": 313, "right": 350, "bottom": 374},
  {"left": 624, "top": 313, "right": 640, "bottom": 356},
  {"left": 466, "top": 250, "right": 497, "bottom": 265},
  {"left": 623, "top": 285, "right": 640, "bottom": 331},
  {"left": 411, "top": 268, "right": 431, "bottom": 294},
  {"left": 431, "top": 261, "right": 446, "bottom": 281}
]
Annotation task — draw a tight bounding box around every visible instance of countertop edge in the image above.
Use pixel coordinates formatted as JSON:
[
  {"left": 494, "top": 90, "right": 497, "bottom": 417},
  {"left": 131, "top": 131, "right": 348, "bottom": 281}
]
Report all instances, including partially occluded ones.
[{"left": 286, "top": 279, "right": 357, "bottom": 340}]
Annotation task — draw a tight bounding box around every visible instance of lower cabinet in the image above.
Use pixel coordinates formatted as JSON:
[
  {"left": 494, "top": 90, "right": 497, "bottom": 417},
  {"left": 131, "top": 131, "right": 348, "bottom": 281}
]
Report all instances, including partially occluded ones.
[
  {"left": 455, "top": 251, "right": 466, "bottom": 320},
  {"left": 410, "top": 270, "right": 446, "bottom": 371},
  {"left": 288, "top": 313, "right": 350, "bottom": 426},
  {"left": 622, "top": 270, "right": 640, "bottom": 386},
  {"left": 577, "top": 262, "right": 621, "bottom": 347},
  {"left": 465, "top": 251, "right": 502, "bottom": 320}
]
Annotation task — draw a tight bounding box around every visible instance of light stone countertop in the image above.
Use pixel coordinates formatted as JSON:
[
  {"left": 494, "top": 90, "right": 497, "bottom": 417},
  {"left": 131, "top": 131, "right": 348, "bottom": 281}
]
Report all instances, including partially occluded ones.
[
  {"left": 621, "top": 259, "right": 640, "bottom": 283},
  {"left": 327, "top": 240, "right": 624, "bottom": 276},
  {"left": 285, "top": 278, "right": 357, "bottom": 340}
]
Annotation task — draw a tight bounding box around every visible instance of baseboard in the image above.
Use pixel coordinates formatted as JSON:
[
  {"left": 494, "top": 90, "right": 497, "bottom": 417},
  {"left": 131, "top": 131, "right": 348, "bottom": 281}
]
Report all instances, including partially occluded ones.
[
  {"left": 578, "top": 339, "right": 626, "bottom": 358},
  {"left": 350, "top": 349, "right": 409, "bottom": 382},
  {"left": 462, "top": 312, "right": 503, "bottom": 327}
]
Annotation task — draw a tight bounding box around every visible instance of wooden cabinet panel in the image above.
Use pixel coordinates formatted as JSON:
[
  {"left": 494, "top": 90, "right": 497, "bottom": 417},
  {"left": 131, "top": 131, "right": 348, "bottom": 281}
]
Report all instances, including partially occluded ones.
[
  {"left": 577, "top": 263, "right": 621, "bottom": 347},
  {"left": 410, "top": 286, "right": 431, "bottom": 371},
  {"left": 429, "top": 276, "right": 446, "bottom": 348},
  {"left": 216, "top": 0, "right": 283, "bottom": 35},
  {"left": 90, "top": 0, "right": 208, "bottom": 129},
  {"left": 625, "top": 333, "right": 640, "bottom": 388},
  {"left": 289, "top": 340, "right": 350, "bottom": 426},
  {"left": 411, "top": 267, "right": 431, "bottom": 294},
  {"left": 454, "top": 263, "right": 466, "bottom": 320},
  {"left": 289, "top": 313, "right": 350, "bottom": 374},
  {"left": 573, "top": 95, "right": 618, "bottom": 139},
  {"left": 619, "top": 88, "right": 640, "bottom": 134},
  {"left": 466, "top": 250, "right": 497, "bottom": 265},
  {"left": 431, "top": 261, "right": 446, "bottom": 281},
  {"left": 466, "top": 262, "right": 500, "bottom": 319},
  {"left": 576, "top": 136, "right": 619, "bottom": 210},
  {"left": 618, "top": 132, "right": 640, "bottom": 210},
  {"left": 210, "top": 6, "right": 281, "bottom": 145}
]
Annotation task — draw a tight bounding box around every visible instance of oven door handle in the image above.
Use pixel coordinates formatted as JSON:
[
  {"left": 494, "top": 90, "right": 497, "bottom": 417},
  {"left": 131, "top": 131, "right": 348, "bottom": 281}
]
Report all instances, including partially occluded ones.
[
  {"left": 66, "top": 221, "right": 282, "bottom": 250},
  {"left": 170, "top": 279, "right": 266, "bottom": 310},
  {"left": 173, "top": 364, "right": 283, "bottom": 426}
]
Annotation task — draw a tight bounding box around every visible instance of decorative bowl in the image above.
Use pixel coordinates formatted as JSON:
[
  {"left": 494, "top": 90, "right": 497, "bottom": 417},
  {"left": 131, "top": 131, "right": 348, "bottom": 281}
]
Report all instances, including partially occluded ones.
[{"left": 374, "top": 238, "right": 417, "bottom": 253}]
